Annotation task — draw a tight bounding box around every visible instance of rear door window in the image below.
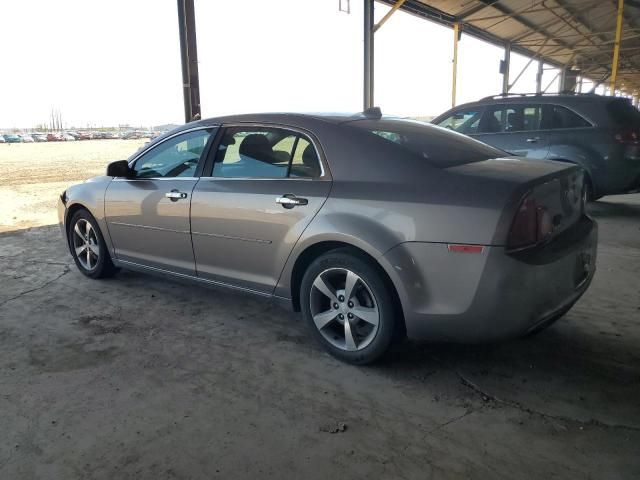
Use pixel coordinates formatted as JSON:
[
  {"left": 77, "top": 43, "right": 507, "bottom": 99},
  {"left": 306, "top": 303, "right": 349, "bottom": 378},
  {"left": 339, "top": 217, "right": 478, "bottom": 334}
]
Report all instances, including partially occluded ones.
[
  {"left": 479, "top": 104, "right": 542, "bottom": 133},
  {"left": 211, "top": 127, "right": 321, "bottom": 179}
]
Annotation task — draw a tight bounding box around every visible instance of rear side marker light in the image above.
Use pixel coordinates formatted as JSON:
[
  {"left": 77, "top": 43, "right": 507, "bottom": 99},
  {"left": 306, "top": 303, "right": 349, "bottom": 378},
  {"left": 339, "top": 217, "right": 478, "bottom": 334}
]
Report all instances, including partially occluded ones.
[{"left": 448, "top": 244, "right": 484, "bottom": 254}]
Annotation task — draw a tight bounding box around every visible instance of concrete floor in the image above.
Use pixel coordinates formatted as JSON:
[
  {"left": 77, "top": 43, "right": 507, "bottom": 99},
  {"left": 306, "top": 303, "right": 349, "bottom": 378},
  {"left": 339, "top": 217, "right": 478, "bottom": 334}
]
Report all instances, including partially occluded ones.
[{"left": 0, "top": 197, "right": 639, "bottom": 480}]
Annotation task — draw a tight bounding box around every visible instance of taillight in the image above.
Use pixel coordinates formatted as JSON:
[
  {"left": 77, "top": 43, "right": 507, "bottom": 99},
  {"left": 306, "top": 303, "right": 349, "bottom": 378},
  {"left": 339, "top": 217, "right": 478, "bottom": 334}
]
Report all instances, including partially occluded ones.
[
  {"left": 507, "top": 195, "right": 553, "bottom": 249},
  {"left": 614, "top": 129, "right": 640, "bottom": 145}
]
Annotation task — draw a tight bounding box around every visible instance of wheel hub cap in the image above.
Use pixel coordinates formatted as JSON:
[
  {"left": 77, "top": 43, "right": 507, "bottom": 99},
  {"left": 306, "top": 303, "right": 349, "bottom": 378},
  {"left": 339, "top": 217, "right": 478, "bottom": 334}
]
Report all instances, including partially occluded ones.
[{"left": 309, "top": 268, "right": 380, "bottom": 352}]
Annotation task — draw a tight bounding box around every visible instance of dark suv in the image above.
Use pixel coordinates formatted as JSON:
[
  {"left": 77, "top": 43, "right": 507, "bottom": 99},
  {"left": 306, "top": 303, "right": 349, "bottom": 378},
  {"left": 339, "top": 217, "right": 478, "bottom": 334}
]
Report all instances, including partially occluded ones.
[{"left": 432, "top": 93, "right": 640, "bottom": 200}]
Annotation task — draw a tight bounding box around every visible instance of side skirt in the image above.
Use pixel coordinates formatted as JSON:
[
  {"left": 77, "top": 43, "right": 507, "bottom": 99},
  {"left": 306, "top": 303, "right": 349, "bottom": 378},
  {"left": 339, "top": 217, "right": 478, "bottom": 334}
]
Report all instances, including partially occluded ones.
[{"left": 113, "top": 259, "right": 295, "bottom": 312}]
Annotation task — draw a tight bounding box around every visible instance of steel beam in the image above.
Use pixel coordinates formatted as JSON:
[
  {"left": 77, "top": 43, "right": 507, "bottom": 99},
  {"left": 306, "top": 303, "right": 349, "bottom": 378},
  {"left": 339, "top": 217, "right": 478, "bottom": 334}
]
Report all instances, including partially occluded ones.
[
  {"left": 536, "top": 61, "right": 544, "bottom": 94},
  {"left": 610, "top": 0, "right": 625, "bottom": 91},
  {"left": 373, "top": 0, "right": 407, "bottom": 33},
  {"left": 177, "top": 0, "right": 201, "bottom": 123},
  {"left": 364, "top": 0, "right": 374, "bottom": 109}
]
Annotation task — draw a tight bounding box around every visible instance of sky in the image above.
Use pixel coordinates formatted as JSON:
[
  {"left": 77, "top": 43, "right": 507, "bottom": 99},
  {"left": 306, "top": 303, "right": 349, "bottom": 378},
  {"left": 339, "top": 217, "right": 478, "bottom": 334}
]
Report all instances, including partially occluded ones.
[{"left": 1, "top": 0, "right": 577, "bottom": 129}]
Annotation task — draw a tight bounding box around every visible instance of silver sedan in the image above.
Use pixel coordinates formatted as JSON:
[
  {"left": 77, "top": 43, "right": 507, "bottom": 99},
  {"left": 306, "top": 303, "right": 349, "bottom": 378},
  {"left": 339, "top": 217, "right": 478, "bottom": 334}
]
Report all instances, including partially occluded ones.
[{"left": 58, "top": 111, "right": 597, "bottom": 364}]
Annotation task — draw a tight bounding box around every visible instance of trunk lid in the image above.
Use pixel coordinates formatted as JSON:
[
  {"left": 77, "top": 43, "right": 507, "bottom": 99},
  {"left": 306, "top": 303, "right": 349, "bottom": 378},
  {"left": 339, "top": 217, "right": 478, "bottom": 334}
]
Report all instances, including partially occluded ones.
[{"left": 448, "top": 157, "right": 585, "bottom": 246}]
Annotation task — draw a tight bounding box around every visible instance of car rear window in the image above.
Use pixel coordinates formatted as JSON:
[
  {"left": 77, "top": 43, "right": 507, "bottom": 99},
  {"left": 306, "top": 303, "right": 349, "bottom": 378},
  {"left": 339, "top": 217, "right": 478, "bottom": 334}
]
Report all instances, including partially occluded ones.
[
  {"left": 606, "top": 99, "right": 640, "bottom": 126},
  {"left": 350, "top": 119, "right": 505, "bottom": 168}
]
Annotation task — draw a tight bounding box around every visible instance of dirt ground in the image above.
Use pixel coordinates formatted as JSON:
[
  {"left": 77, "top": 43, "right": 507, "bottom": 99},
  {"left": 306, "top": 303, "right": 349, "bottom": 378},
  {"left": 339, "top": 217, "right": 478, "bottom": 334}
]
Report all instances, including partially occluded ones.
[
  {"left": 0, "top": 141, "right": 639, "bottom": 479},
  {"left": 0, "top": 140, "right": 146, "bottom": 232}
]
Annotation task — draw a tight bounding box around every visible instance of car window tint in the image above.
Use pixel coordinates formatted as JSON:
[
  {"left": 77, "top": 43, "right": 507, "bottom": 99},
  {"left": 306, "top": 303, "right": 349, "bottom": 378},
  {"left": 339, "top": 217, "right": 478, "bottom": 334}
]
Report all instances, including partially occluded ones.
[
  {"left": 436, "top": 110, "right": 482, "bottom": 134},
  {"left": 212, "top": 127, "right": 320, "bottom": 178},
  {"left": 481, "top": 105, "right": 542, "bottom": 133},
  {"left": 289, "top": 137, "right": 321, "bottom": 178},
  {"left": 542, "top": 105, "right": 591, "bottom": 129},
  {"left": 133, "top": 129, "right": 212, "bottom": 178},
  {"left": 356, "top": 119, "right": 504, "bottom": 168},
  {"left": 478, "top": 108, "right": 503, "bottom": 133}
]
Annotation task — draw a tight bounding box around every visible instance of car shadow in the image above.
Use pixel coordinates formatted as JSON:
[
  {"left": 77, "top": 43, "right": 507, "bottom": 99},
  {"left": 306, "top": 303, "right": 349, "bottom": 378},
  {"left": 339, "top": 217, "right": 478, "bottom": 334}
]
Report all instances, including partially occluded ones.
[{"left": 588, "top": 197, "right": 640, "bottom": 219}]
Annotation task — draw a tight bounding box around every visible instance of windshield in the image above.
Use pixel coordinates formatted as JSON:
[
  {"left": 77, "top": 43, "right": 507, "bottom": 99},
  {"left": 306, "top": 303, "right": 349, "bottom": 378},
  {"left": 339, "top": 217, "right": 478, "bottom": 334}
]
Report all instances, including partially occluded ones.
[{"left": 350, "top": 118, "right": 505, "bottom": 168}]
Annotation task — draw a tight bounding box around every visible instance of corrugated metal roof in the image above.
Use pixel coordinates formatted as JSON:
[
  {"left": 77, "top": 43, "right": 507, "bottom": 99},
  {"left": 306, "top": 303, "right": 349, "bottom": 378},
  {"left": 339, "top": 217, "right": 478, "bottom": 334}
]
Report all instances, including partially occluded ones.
[{"left": 380, "top": 0, "right": 640, "bottom": 94}]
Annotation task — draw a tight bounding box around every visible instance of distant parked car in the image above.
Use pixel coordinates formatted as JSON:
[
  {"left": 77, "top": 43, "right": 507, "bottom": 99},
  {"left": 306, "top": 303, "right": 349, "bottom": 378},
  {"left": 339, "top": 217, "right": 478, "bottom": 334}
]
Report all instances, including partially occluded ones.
[
  {"left": 4, "top": 134, "right": 22, "bottom": 143},
  {"left": 432, "top": 93, "right": 640, "bottom": 200},
  {"left": 0, "top": 135, "right": 5, "bottom": 143},
  {"left": 104, "top": 132, "right": 119, "bottom": 139},
  {"left": 33, "top": 134, "right": 48, "bottom": 142},
  {"left": 62, "top": 133, "right": 76, "bottom": 141},
  {"left": 47, "top": 133, "right": 64, "bottom": 142},
  {"left": 20, "top": 134, "right": 34, "bottom": 143},
  {"left": 76, "top": 132, "right": 93, "bottom": 140}
]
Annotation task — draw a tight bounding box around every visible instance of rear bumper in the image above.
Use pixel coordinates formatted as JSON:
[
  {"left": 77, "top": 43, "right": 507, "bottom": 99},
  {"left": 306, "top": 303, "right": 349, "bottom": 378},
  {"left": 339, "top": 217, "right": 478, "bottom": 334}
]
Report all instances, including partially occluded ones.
[{"left": 384, "top": 216, "right": 598, "bottom": 342}]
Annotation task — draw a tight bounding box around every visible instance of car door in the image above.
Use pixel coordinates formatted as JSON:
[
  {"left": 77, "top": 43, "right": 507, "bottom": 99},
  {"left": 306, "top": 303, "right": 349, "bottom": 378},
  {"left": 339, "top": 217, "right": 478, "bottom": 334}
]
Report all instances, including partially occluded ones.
[
  {"left": 190, "top": 125, "right": 332, "bottom": 294},
  {"left": 104, "top": 127, "right": 216, "bottom": 275},
  {"left": 473, "top": 104, "right": 551, "bottom": 159}
]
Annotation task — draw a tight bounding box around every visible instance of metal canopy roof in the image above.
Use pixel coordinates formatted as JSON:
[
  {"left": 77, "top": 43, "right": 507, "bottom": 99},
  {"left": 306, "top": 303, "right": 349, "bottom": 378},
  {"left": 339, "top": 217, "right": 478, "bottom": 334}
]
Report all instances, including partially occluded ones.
[{"left": 380, "top": 0, "right": 640, "bottom": 94}]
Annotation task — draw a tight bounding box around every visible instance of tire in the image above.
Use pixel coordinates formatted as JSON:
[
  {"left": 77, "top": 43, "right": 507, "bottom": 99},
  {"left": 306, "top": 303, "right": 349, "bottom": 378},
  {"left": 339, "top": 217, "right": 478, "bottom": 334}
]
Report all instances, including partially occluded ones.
[
  {"left": 583, "top": 175, "right": 602, "bottom": 202},
  {"left": 68, "top": 209, "right": 118, "bottom": 279},
  {"left": 300, "top": 248, "right": 396, "bottom": 365}
]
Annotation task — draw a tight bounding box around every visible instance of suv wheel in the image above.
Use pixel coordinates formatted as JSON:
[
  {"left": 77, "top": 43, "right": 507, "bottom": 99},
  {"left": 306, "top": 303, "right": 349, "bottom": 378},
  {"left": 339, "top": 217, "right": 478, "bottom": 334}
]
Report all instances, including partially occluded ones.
[{"left": 300, "top": 249, "right": 396, "bottom": 365}]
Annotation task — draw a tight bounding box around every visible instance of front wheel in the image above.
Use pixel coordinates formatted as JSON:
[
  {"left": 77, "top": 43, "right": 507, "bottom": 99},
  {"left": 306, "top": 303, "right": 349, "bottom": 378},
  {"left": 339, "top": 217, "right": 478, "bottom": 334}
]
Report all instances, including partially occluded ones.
[
  {"left": 68, "top": 209, "right": 118, "bottom": 279},
  {"left": 300, "top": 249, "right": 397, "bottom": 365}
]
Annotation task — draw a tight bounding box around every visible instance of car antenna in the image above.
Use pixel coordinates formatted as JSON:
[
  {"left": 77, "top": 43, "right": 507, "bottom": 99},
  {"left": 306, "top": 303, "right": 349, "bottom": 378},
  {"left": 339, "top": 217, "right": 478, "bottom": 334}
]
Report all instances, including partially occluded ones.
[{"left": 363, "top": 106, "right": 382, "bottom": 119}]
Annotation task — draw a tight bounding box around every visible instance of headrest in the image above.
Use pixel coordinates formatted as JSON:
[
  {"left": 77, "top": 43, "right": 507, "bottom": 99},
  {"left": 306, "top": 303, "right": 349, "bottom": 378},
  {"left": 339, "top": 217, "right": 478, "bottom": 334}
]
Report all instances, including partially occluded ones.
[{"left": 239, "top": 134, "right": 272, "bottom": 160}]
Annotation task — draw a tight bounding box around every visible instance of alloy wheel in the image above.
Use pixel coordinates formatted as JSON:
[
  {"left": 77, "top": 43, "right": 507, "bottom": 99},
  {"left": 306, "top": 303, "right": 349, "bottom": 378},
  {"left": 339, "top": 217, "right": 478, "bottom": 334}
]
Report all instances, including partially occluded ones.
[
  {"left": 309, "top": 268, "right": 380, "bottom": 352},
  {"left": 72, "top": 219, "right": 100, "bottom": 271}
]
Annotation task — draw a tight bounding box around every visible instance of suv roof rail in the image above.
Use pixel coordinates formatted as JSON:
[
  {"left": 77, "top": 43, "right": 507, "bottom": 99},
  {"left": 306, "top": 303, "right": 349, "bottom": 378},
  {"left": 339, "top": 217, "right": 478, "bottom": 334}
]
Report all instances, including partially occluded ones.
[{"left": 480, "top": 92, "right": 601, "bottom": 101}]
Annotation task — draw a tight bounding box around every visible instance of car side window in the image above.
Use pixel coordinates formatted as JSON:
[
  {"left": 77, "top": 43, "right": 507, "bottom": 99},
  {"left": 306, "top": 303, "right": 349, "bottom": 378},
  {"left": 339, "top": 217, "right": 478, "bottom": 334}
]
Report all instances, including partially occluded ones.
[
  {"left": 480, "top": 105, "right": 542, "bottom": 133},
  {"left": 541, "top": 105, "right": 591, "bottom": 129},
  {"left": 436, "top": 110, "right": 482, "bottom": 134},
  {"left": 132, "top": 129, "right": 213, "bottom": 178},
  {"left": 212, "top": 127, "right": 321, "bottom": 179}
]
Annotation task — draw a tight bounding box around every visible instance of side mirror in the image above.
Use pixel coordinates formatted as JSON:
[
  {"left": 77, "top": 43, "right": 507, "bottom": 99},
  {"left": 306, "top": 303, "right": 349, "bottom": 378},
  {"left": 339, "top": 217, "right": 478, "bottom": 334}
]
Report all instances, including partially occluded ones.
[{"left": 106, "top": 160, "right": 132, "bottom": 178}]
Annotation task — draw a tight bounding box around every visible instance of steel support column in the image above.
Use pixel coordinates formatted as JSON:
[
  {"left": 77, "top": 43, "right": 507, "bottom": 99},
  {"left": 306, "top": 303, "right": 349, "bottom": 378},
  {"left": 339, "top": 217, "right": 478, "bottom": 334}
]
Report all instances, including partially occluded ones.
[
  {"left": 501, "top": 42, "right": 511, "bottom": 94},
  {"left": 451, "top": 23, "right": 459, "bottom": 107},
  {"left": 610, "top": 0, "right": 625, "bottom": 92},
  {"left": 177, "top": 0, "right": 201, "bottom": 123},
  {"left": 363, "top": 0, "right": 375, "bottom": 110},
  {"left": 560, "top": 67, "right": 577, "bottom": 92},
  {"left": 536, "top": 61, "right": 544, "bottom": 94}
]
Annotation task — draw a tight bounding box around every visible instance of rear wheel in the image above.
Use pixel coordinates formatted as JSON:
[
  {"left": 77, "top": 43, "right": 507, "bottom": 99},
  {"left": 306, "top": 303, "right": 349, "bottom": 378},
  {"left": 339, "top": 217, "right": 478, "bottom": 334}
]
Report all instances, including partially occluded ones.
[
  {"left": 300, "top": 249, "right": 396, "bottom": 365},
  {"left": 68, "top": 209, "right": 118, "bottom": 279}
]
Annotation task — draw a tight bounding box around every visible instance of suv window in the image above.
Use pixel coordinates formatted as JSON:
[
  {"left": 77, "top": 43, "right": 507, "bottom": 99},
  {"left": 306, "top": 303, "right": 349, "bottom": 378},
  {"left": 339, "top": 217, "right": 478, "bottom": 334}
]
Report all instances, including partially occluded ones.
[
  {"left": 436, "top": 109, "right": 482, "bottom": 134},
  {"left": 606, "top": 99, "right": 640, "bottom": 126},
  {"left": 212, "top": 127, "right": 320, "bottom": 179},
  {"left": 479, "top": 105, "right": 542, "bottom": 133},
  {"left": 133, "top": 129, "right": 213, "bottom": 178},
  {"left": 541, "top": 105, "right": 591, "bottom": 129}
]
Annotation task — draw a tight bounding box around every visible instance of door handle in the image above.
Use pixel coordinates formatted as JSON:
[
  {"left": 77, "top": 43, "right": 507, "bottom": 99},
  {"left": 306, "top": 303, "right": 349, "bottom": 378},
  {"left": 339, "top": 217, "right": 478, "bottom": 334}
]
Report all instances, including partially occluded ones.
[
  {"left": 526, "top": 137, "right": 540, "bottom": 143},
  {"left": 276, "top": 194, "right": 308, "bottom": 208},
  {"left": 165, "top": 190, "right": 188, "bottom": 201}
]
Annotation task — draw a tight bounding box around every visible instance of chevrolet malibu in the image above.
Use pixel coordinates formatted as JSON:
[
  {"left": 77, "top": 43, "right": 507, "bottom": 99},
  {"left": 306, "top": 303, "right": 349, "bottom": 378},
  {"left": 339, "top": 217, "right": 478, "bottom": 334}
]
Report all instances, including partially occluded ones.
[{"left": 58, "top": 111, "right": 597, "bottom": 364}]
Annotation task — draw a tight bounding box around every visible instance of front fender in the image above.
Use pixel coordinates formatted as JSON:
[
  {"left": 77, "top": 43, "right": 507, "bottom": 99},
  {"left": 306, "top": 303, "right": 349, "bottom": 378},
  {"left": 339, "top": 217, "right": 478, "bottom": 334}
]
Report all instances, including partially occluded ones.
[{"left": 60, "top": 176, "right": 114, "bottom": 254}]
